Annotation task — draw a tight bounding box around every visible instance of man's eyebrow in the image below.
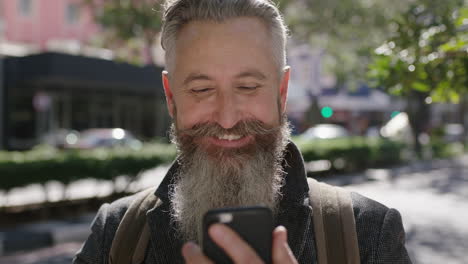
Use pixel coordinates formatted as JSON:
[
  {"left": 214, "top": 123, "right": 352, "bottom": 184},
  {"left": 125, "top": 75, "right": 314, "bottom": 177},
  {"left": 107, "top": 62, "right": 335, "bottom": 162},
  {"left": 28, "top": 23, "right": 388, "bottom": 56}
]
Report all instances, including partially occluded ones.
[
  {"left": 235, "top": 70, "right": 267, "bottom": 80},
  {"left": 183, "top": 73, "right": 213, "bottom": 86},
  {"left": 182, "top": 70, "right": 267, "bottom": 85}
]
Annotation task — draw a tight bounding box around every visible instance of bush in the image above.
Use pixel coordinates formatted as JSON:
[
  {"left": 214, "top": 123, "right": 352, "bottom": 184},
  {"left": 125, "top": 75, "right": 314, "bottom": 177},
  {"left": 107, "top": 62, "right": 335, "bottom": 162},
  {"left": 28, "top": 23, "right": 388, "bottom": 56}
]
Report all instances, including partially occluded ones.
[
  {"left": 294, "top": 137, "right": 404, "bottom": 173},
  {"left": 430, "top": 140, "right": 466, "bottom": 158},
  {"left": 0, "top": 143, "right": 176, "bottom": 192},
  {"left": 0, "top": 138, "right": 404, "bottom": 193}
]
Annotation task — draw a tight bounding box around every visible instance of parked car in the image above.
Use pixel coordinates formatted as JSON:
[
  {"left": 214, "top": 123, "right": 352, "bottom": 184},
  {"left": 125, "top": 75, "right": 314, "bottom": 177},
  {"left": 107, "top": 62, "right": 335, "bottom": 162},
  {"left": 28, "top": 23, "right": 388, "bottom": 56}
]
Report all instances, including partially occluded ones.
[
  {"left": 302, "top": 124, "right": 350, "bottom": 140},
  {"left": 67, "top": 128, "right": 142, "bottom": 150},
  {"left": 40, "top": 129, "right": 80, "bottom": 148},
  {"left": 380, "top": 112, "right": 413, "bottom": 144}
]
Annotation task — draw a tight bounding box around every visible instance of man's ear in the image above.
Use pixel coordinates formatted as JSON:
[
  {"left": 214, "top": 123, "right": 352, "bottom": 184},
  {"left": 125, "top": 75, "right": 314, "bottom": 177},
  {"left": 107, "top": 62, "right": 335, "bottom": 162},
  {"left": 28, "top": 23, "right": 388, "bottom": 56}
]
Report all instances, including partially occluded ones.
[
  {"left": 279, "top": 66, "right": 290, "bottom": 113},
  {"left": 162, "top": 71, "right": 175, "bottom": 118}
]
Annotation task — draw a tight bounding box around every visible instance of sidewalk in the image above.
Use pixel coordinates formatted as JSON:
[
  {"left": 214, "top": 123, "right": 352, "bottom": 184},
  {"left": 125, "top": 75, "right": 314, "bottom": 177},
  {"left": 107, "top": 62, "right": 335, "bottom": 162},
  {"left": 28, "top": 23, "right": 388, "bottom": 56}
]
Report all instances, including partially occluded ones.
[
  {"left": 0, "top": 165, "right": 170, "bottom": 208},
  {"left": 0, "top": 243, "right": 82, "bottom": 264},
  {"left": 335, "top": 154, "right": 468, "bottom": 264},
  {"left": 0, "top": 214, "right": 94, "bottom": 256},
  {"left": 0, "top": 165, "right": 169, "bottom": 257}
]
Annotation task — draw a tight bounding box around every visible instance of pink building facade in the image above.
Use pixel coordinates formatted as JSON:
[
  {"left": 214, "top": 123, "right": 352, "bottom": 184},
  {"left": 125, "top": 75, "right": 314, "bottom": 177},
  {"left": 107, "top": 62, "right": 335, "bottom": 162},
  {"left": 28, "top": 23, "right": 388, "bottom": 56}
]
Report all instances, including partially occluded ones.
[{"left": 1, "top": 0, "right": 99, "bottom": 52}]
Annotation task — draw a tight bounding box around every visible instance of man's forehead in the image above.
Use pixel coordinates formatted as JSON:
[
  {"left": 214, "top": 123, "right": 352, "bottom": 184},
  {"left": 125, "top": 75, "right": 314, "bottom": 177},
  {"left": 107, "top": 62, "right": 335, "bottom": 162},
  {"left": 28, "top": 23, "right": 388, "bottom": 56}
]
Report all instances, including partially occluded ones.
[
  {"left": 168, "top": 17, "right": 279, "bottom": 84},
  {"left": 174, "top": 17, "right": 272, "bottom": 56},
  {"left": 178, "top": 17, "right": 270, "bottom": 38}
]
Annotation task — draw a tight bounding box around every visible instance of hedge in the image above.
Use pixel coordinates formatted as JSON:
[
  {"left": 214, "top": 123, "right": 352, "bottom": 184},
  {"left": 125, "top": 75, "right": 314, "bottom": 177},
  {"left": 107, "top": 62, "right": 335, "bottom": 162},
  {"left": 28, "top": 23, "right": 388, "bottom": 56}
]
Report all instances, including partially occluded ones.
[
  {"left": 295, "top": 137, "right": 404, "bottom": 172},
  {"left": 0, "top": 138, "right": 404, "bottom": 192},
  {"left": 0, "top": 143, "right": 176, "bottom": 192}
]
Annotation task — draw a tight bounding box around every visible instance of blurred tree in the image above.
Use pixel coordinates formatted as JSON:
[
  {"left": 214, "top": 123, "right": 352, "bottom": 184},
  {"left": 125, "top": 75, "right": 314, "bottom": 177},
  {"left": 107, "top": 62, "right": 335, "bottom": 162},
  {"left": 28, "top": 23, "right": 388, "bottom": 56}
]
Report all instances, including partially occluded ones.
[
  {"left": 83, "top": 0, "right": 163, "bottom": 65},
  {"left": 368, "top": 0, "right": 468, "bottom": 156},
  {"left": 278, "top": 0, "right": 410, "bottom": 89}
]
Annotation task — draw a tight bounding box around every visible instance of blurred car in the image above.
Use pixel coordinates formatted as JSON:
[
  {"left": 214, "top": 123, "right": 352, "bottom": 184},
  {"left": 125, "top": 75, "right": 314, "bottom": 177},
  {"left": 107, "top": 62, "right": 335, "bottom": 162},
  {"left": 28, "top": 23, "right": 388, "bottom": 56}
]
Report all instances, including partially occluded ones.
[
  {"left": 365, "top": 126, "right": 381, "bottom": 138},
  {"left": 302, "top": 124, "right": 350, "bottom": 140},
  {"left": 443, "top": 123, "right": 464, "bottom": 143},
  {"left": 67, "top": 128, "right": 142, "bottom": 150},
  {"left": 40, "top": 129, "right": 80, "bottom": 148},
  {"left": 380, "top": 112, "right": 413, "bottom": 144}
]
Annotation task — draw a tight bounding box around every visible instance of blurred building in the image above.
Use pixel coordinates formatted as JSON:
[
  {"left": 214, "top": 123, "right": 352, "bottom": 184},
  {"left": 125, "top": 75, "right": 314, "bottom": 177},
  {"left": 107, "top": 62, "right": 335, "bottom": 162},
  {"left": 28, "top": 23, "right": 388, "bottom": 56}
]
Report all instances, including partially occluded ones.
[
  {"left": 0, "top": 1, "right": 172, "bottom": 150},
  {"left": 286, "top": 43, "right": 404, "bottom": 135},
  {"left": 0, "top": 0, "right": 101, "bottom": 57},
  {"left": 0, "top": 52, "right": 170, "bottom": 150},
  {"left": 317, "top": 85, "right": 405, "bottom": 135}
]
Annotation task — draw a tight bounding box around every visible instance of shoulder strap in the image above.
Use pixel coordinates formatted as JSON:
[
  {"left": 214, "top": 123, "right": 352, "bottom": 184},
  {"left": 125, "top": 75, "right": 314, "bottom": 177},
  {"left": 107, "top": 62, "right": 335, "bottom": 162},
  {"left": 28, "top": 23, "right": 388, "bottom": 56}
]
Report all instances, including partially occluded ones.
[
  {"left": 109, "top": 187, "right": 161, "bottom": 264},
  {"left": 307, "top": 178, "right": 360, "bottom": 264}
]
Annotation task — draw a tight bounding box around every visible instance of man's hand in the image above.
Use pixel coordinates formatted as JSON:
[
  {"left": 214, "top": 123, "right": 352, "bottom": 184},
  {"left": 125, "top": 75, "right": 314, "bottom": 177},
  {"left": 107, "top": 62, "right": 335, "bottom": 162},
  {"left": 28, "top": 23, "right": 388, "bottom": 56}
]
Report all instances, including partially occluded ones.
[{"left": 182, "top": 224, "right": 298, "bottom": 264}]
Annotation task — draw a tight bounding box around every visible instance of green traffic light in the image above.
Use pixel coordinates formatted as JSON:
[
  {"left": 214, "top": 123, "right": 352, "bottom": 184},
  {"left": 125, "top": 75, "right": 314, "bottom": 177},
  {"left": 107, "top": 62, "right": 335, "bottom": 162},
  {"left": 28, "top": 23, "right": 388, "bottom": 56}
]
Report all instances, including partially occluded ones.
[
  {"left": 391, "top": 111, "right": 400, "bottom": 118},
  {"left": 321, "top": 107, "right": 333, "bottom": 118}
]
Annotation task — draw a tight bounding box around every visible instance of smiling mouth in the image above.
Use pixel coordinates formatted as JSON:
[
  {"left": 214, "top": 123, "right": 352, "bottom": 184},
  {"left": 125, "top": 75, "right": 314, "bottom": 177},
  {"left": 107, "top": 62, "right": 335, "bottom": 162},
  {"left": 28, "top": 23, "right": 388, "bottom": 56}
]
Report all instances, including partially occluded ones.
[
  {"left": 205, "top": 133, "right": 253, "bottom": 148},
  {"left": 215, "top": 133, "right": 243, "bottom": 141}
]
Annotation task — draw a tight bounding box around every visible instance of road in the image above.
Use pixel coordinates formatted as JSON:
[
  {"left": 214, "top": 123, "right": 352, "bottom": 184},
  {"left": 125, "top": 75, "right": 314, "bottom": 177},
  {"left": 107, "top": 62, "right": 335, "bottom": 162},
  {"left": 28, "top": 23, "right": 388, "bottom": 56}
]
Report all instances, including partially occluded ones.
[
  {"left": 1, "top": 155, "right": 467, "bottom": 264},
  {"left": 330, "top": 154, "right": 468, "bottom": 264}
]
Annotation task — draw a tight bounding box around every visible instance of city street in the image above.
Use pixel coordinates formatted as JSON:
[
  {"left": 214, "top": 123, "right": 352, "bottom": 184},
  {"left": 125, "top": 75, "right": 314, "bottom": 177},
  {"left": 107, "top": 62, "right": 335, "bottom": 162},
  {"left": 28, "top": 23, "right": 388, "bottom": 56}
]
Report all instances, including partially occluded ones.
[
  {"left": 337, "top": 154, "right": 468, "bottom": 264},
  {"left": 1, "top": 154, "right": 467, "bottom": 264}
]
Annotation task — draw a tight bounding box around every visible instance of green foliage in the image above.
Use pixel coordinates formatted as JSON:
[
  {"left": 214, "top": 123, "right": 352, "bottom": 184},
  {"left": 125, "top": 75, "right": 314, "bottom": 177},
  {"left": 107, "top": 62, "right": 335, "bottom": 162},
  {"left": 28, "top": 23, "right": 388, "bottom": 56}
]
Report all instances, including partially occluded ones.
[
  {"left": 279, "top": 0, "right": 410, "bottom": 86},
  {"left": 368, "top": 0, "right": 468, "bottom": 102},
  {"left": 429, "top": 126, "right": 467, "bottom": 158},
  {"left": 0, "top": 143, "right": 176, "bottom": 192},
  {"left": 367, "top": 0, "right": 468, "bottom": 156},
  {"left": 82, "top": 0, "right": 164, "bottom": 64},
  {"left": 294, "top": 137, "right": 404, "bottom": 172},
  {"left": 430, "top": 141, "right": 466, "bottom": 158},
  {"left": 95, "top": 0, "right": 163, "bottom": 41}
]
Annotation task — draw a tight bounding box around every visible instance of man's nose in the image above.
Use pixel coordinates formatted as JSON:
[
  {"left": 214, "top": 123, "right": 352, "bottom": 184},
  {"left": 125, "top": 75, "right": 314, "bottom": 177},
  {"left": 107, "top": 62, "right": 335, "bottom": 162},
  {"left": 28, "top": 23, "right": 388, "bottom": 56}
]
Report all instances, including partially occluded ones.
[{"left": 213, "top": 92, "right": 241, "bottom": 129}]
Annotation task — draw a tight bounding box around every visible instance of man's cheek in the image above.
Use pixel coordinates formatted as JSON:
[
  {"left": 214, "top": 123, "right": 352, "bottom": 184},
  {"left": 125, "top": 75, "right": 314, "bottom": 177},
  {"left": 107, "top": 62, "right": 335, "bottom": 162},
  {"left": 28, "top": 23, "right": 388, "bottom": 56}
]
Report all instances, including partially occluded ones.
[{"left": 177, "top": 105, "right": 214, "bottom": 130}]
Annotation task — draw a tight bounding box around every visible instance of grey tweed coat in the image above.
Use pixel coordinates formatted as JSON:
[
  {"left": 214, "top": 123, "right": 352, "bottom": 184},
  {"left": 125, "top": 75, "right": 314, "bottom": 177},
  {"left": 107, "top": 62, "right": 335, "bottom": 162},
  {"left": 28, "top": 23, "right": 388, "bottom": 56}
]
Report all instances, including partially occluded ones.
[{"left": 74, "top": 142, "right": 412, "bottom": 264}]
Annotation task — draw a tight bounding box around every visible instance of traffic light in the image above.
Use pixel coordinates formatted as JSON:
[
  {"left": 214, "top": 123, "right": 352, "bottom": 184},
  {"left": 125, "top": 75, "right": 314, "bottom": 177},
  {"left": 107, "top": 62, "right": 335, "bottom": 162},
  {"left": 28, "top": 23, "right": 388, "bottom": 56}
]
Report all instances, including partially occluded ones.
[
  {"left": 321, "top": 106, "right": 333, "bottom": 118},
  {"left": 391, "top": 111, "right": 401, "bottom": 118}
]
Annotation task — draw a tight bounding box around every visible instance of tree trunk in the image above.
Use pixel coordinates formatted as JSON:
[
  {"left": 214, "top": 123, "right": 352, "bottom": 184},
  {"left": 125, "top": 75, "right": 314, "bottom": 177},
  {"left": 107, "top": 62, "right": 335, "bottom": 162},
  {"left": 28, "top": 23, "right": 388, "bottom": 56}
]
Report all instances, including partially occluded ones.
[
  {"left": 460, "top": 93, "right": 468, "bottom": 142},
  {"left": 406, "top": 90, "right": 431, "bottom": 158},
  {"left": 304, "top": 95, "right": 323, "bottom": 129}
]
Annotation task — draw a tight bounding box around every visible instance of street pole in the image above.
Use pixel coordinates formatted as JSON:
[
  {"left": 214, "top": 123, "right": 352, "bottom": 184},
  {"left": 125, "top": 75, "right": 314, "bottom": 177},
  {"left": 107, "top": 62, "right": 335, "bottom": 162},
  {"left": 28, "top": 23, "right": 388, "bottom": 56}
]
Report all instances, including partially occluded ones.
[{"left": 0, "top": 57, "right": 4, "bottom": 150}]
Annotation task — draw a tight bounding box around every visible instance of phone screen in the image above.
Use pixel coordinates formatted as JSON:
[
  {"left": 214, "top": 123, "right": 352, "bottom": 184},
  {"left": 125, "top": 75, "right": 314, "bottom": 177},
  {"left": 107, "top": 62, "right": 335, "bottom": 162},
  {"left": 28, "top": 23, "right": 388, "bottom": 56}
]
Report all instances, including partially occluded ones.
[{"left": 202, "top": 206, "right": 273, "bottom": 264}]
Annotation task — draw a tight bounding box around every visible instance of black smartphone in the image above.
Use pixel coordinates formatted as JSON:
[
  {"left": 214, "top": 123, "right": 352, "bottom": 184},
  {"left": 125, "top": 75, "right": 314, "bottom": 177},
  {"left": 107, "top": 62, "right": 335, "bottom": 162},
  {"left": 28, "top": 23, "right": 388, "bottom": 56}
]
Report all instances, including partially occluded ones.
[{"left": 202, "top": 206, "right": 273, "bottom": 264}]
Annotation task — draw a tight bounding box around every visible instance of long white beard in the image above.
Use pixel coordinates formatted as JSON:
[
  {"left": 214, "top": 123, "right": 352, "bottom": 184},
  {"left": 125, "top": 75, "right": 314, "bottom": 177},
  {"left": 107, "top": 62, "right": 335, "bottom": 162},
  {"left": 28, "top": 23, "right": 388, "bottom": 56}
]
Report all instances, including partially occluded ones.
[{"left": 169, "top": 119, "right": 290, "bottom": 243}]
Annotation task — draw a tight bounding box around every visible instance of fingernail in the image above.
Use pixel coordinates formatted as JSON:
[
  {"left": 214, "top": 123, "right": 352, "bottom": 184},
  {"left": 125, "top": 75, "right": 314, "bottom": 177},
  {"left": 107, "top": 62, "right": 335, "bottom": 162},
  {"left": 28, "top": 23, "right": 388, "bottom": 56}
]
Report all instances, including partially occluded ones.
[
  {"left": 275, "top": 226, "right": 288, "bottom": 242},
  {"left": 276, "top": 225, "right": 286, "bottom": 232},
  {"left": 185, "top": 242, "right": 199, "bottom": 255},
  {"left": 209, "top": 224, "right": 223, "bottom": 238}
]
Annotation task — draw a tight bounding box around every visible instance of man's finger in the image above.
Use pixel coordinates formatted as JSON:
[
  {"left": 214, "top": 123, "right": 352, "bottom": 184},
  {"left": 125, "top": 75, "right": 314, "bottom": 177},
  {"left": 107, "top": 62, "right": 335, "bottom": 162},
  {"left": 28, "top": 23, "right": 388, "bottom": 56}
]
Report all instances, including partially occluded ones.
[
  {"left": 182, "top": 242, "right": 214, "bottom": 264},
  {"left": 272, "top": 226, "right": 298, "bottom": 264},
  {"left": 209, "top": 224, "right": 264, "bottom": 264}
]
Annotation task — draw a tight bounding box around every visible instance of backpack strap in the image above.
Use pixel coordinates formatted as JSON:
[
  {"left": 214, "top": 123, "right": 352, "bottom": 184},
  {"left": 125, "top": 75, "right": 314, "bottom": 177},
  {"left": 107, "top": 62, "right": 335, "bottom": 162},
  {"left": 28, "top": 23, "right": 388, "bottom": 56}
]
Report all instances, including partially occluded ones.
[
  {"left": 307, "top": 177, "right": 360, "bottom": 264},
  {"left": 108, "top": 178, "right": 360, "bottom": 264},
  {"left": 109, "top": 187, "right": 161, "bottom": 264}
]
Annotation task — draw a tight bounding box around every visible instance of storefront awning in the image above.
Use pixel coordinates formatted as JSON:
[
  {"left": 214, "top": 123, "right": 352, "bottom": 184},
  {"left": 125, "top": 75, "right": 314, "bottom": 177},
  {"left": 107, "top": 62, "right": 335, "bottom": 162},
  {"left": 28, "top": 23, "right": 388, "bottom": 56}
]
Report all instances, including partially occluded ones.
[{"left": 4, "top": 52, "right": 165, "bottom": 97}]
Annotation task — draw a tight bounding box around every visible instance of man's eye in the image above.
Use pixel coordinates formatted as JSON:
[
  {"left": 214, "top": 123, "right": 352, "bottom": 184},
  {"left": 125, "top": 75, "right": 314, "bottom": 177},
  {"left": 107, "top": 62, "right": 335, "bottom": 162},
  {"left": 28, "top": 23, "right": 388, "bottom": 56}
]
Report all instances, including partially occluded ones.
[
  {"left": 238, "top": 86, "right": 259, "bottom": 90},
  {"left": 192, "top": 88, "right": 213, "bottom": 93}
]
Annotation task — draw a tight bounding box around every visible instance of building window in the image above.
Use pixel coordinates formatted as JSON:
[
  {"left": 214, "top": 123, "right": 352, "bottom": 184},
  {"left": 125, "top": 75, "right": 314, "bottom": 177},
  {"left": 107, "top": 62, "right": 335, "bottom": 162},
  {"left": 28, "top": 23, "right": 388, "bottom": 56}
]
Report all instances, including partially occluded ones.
[
  {"left": 66, "top": 3, "right": 80, "bottom": 25},
  {"left": 18, "top": 0, "right": 33, "bottom": 16}
]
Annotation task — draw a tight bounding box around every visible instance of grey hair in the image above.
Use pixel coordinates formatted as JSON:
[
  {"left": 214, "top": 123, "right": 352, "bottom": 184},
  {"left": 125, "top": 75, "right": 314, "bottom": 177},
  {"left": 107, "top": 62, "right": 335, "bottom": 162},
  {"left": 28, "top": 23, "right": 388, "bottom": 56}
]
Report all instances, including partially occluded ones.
[{"left": 161, "top": 0, "right": 289, "bottom": 74}]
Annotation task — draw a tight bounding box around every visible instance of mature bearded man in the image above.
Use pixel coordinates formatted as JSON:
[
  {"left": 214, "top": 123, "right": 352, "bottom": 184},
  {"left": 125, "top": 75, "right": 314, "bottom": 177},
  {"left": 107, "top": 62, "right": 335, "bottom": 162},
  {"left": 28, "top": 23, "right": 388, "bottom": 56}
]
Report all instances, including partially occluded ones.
[{"left": 74, "top": 0, "right": 411, "bottom": 263}]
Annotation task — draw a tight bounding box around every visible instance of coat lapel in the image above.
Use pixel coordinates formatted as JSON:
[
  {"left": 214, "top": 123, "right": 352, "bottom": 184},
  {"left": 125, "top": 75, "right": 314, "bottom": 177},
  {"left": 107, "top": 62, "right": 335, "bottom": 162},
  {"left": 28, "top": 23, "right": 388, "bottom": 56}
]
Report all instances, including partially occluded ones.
[
  {"left": 146, "top": 201, "right": 185, "bottom": 264},
  {"left": 276, "top": 142, "right": 317, "bottom": 262}
]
